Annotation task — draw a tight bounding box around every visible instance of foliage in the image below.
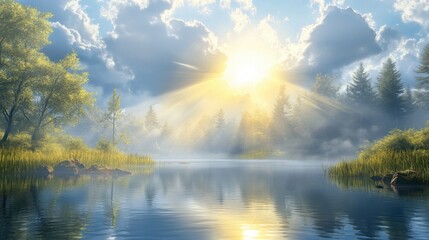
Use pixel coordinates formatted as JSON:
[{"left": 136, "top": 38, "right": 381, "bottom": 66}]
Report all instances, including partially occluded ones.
[
  {"left": 270, "top": 85, "right": 292, "bottom": 144},
  {"left": 415, "top": 43, "right": 429, "bottom": 109},
  {"left": 96, "top": 137, "right": 116, "bottom": 152},
  {"left": 30, "top": 52, "right": 94, "bottom": 142},
  {"left": 145, "top": 105, "right": 159, "bottom": 133},
  {"left": 376, "top": 58, "right": 404, "bottom": 117},
  {"left": 104, "top": 89, "right": 122, "bottom": 146},
  {"left": 347, "top": 63, "right": 376, "bottom": 106},
  {"left": 0, "top": 147, "right": 153, "bottom": 176},
  {"left": 416, "top": 43, "right": 429, "bottom": 89},
  {"left": 0, "top": 1, "right": 52, "bottom": 142},
  {"left": 329, "top": 125, "right": 429, "bottom": 183},
  {"left": 314, "top": 74, "right": 338, "bottom": 98}
]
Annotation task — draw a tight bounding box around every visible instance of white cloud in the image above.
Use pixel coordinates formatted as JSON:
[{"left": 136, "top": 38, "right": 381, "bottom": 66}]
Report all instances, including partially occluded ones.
[
  {"left": 219, "top": 0, "right": 231, "bottom": 9},
  {"left": 230, "top": 8, "right": 250, "bottom": 32},
  {"left": 64, "top": 0, "right": 103, "bottom": 48},
  {"left": 394, "top": 0, "right": 429, "bottom": 27},
  {"left": 235, "top": 0, "right": 255, "bottom": 12}
]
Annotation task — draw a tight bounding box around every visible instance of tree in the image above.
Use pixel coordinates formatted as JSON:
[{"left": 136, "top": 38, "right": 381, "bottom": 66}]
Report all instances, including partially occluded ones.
[
  {"left": 415, "top": 44, "right": 429, "bottom": 109},
  {"left": 270, "top": 85, "right": 292, "bottom": 144},
  {"left": 105, "top": 89, "right": 122, "bottom": 146},
  {"left": 30, "top": 52, "right": 93, "bottom": 142},
  {"left": 145, "top": 106, "right": 159, "bottom": 133},
  {"left": 347, "top": 63, "right": 376, "bottom": 106},
  {"left": 215, "top": 109, "right": 225, "bottom": 129},
  {"left": 377, "top": 58, "right": 404, "bottom": 121},
  {"left": 314, "top": 74, "right": 338, "bottom": 98},
  {"left": 0, "top": 1, "right": 52, "bottom": 142},
  {"left": 402, "top": 86, "right": 415, "bottom": 115}
]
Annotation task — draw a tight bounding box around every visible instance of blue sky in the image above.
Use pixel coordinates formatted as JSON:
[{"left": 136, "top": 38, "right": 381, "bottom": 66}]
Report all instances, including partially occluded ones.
[{"left": 18, "top": 0, "right": 429, "bottom": 107}]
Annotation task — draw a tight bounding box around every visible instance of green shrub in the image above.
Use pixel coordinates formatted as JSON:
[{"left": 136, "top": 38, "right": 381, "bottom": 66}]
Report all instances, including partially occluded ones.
[{"left": 96, "top": 138, "right": 116, "bottom": 152}]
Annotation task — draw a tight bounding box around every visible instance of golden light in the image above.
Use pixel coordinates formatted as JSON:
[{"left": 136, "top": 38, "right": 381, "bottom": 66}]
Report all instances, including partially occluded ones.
[{"left": 222, "top": 50, "right": 273, "bottom": 90}]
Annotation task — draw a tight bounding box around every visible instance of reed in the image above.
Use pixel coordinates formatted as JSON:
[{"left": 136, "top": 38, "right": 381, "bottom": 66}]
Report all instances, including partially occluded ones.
[
  {"left": 329, "top": 150, "right": 429, "bottom": 183},
  {"left": 0, "top": 147, "right": 153, "bottom": 176}
]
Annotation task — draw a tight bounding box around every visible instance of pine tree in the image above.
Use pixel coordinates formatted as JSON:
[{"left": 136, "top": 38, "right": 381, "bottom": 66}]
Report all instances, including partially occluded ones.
[
  {"left": 377, "top": 58, "right": 404, "bottom": 120},
  {"left": 415, "top": 44, "right": 429, "bottom": 109},
  {"left": 270, "top": 85, "right": 291, "bottom": 144},
  {"left": 215, "top": 109, "right": 225, "bottom": 129},
  {"left": 145, "top": 105, "right": 159, "bottom": 132},
  {"left": 347, "top": 63, "right": 375, "bottom": 106},
  {"left": 106, "top": 89, "right": 122, "bottom": 146},
  {"left": 314, "top": 74, "right": 337, "bottom": 98},
  {"left": 402, "top": 86, "right": 415, "bottom": 115}
]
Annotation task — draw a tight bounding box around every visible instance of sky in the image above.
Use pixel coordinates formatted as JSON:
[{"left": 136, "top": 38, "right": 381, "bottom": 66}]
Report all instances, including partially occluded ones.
[{"left": 18, "top": 0, "right": 429, "bottom": 107}]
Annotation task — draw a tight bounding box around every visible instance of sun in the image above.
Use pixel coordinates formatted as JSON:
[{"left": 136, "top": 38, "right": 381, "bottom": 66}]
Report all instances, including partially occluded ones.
[{"left": 222, "top": 50, "right": 274, "bottom": 91}]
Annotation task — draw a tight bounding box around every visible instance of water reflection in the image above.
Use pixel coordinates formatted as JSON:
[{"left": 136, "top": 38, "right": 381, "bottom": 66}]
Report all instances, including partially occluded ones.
[{"left": 1, "top": 160, "right": 429, "bottom": 239}]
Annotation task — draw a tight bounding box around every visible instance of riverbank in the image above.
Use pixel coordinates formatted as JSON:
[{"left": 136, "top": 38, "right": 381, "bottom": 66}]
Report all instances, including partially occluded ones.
[
  {"left": 0, "top": 147, "right": 153, "bottom": 176},
  {"left": 329, "top": 127, "right": 429, "bottom": 184}
]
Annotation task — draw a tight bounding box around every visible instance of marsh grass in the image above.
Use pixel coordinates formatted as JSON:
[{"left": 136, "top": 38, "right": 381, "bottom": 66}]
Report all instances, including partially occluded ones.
[
  {"left": 0, "top": 147, "right": 153, "bottom": 176},
  {"left": 329, "top": 126, "right": 429, "bottom": 183},
  {"left": 329, "top": 150, "right": 429, "bottom": 183}
]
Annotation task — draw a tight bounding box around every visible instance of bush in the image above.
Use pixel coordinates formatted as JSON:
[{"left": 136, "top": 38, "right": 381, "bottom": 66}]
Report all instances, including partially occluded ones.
[{"left": 95, "top": 138, "right": 115, "bottom": 152}]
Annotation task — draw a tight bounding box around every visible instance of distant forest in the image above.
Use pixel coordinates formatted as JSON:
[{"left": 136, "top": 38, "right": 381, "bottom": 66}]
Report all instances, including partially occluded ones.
[{"left": 2, "top": 1, "right": 429, "bottom": 159}]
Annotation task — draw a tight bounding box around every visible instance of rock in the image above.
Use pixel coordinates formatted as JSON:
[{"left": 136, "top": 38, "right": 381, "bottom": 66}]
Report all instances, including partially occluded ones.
[
  {"left": 390, "top": 170, "right": 423, "bottom": 186},
  {"left": 54, "top": 160, "right": 80, "bottom": 177},
  {"left": 375, "top": 185, "right": 384, "bottom": 189},
  {"left": 382, "top": 174, "right": 393, "bottom": 185},
  {"left": 371, "top": 175, "right": 382, "bottom": 181},
  {"left": 112, "top": 168, "right": 131, "bottom": 175},
  {"left": 71, "top": 159, "right": 85, "bottom": 169},
  {"left": 51, "top": 160, "right": 131, "bottom": 177},
  {"left": 35, "top": 165, "right": 53, "bottom": 177}
]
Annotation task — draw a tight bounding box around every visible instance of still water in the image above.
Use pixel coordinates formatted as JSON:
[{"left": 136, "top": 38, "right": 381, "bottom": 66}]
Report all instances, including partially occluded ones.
[{"left": 1, "top": 160, "right": 429, "bottom": 239}]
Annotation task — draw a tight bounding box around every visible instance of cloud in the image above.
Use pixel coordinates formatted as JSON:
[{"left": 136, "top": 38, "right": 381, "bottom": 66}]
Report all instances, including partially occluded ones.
[
  {"left": 377, "top": 25, "right": 401, "bottom": 51},
  {"left": 104, "top": 0, "right": 226, "bottom": 96},
  {"left": 298, "top": 6, "right": 381, "bottom": 75},
  {"left": 394, "top": 0, "right": 429, "bottom": 27},
  {"left": 230, "top": 8, "right": 250, "bottom": 32},
  {"left": 19, "top": 0, "right": 102, "bottom": 50}
]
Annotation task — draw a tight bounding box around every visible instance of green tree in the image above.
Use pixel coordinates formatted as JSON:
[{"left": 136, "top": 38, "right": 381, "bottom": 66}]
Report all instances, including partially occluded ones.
[
  {"left": 347, "top": 63, "right": 376, "bottom": 106},
  {"left": 215, "top": 109, "right": 225, "bottom": 129},
  {"left": 105, "top": 89, "right": 122, "bottom": 146},
  {"left": 31, "top": 52, "right": 93, "bottom": 142},
  {"left": 270, "top": 85, "right": 292, "bottom": 144},
  {"left": 0, "top": 1, "right": 52, "bottom": 142},
  {"left": 402, "top": 86, "right": 415, "bottom": 115},
  {"left": 314, "top": 74, "right": 338, "bottom": 98},
  {"left": 415, "top": 43, "right": 429, "bottom": 109},
  {"left": 145, "top": 105, "right": 159, "bottom": 133},
  {"left": 377, "top": 58, "right": 404, "bottom": 120}
]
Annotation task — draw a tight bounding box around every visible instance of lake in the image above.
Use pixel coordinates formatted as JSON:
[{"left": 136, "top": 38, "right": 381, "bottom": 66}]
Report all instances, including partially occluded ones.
[{"left": 1, "top": 159, "right": 429, "bottom": 239}]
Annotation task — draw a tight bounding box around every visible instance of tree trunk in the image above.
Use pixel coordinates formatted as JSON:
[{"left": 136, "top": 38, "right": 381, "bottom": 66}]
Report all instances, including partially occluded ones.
[
  {"left": 112, "top": 117, "right": 116, "bottom": 146},
  {"left": 1, "top": 107, "right": 15, "bottom": 143}
]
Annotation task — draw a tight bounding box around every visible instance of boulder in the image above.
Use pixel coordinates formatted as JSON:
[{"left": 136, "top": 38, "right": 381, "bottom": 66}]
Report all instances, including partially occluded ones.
[
  {"left": 112, "top": 168, "right": 132, "bottom": 176},
  {"left": 71, "top": 159, "right": 85, "bottom": 169},
  {"left": 390, "top": 170, "right": 423, "bottom": 186},
  {"left": 50, "top": 160, "right": 131, "bottom": 177},
  {"left": 35, "top": 165, "right": 53, "bottom": 177},
  {"left": 382, "top": 174, "right": 393, "bottom": 185},
  {"left": 371, "top": 175, "right": 382, "bottom": 181},
  {"left": 54, "top": 160, "right": 80, "bottom": 177}
]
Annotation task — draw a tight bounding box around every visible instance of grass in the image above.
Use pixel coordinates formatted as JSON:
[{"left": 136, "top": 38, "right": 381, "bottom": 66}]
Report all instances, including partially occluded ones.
[
  {"left": 0, "top": 147, "right": 153, "bottom": 177},
  {"left": 329, "top": 150, "right": 429, "bottom": 182},
  {"left": 329, "top": 126, "right": 429, "bottom": 183}
]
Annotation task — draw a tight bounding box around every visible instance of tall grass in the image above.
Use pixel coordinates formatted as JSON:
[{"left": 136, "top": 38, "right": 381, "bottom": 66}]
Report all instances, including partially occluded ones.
[
  {"left": 329, "top": 150, "right": 429, "bottom": 183},
  {"left": 329, "top": 126, "right": 429, "bottom": 183},
  {"left": 0, "top": 147, "right": 153, "bottom": 176}
]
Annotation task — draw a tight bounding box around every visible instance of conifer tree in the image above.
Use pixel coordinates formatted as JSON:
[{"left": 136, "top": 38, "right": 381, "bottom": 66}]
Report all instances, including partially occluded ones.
[
  {"left": 347, "top": 63, "right": 375, "bottom": 106},
  {"left": 377, "top": 58, "right": 404, "bottom": 121}
]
